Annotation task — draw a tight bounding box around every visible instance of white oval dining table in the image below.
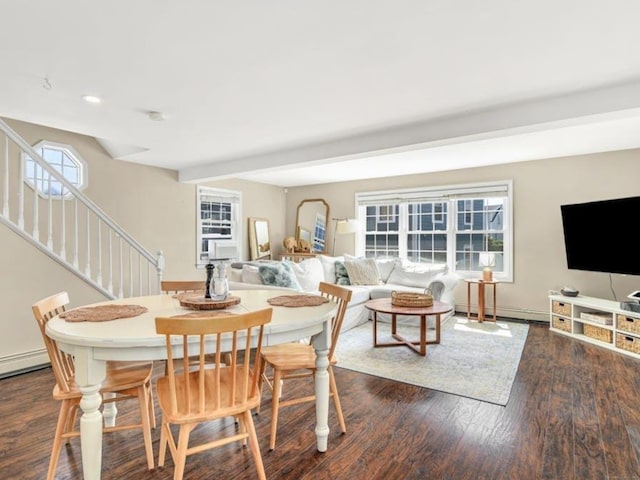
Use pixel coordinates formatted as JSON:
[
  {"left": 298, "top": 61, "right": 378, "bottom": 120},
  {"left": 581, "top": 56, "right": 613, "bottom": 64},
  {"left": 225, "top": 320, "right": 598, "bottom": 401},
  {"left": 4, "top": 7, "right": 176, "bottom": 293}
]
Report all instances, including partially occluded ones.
[{"left": 45, "top": 289, "right": 337, "bottom": 480}]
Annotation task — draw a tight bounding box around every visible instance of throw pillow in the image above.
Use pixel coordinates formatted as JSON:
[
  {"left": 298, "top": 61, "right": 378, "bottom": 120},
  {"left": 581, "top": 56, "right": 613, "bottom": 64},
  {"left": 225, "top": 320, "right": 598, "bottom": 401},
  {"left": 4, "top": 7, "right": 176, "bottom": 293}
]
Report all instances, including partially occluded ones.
[
  {"left": 317, "top": 255, "right": 344, "bottom": 284},
  {"left": 284, "top": 258, "right": 324, "bottom": 292},
  {"left": 334, "top": 260, "right": 351, "bottom": 285},
  {"left": 258, "top": 263, "right": 302, "bottom": 291},
  {"left": 374, "top": 257, "right": 402, "bottom": 283},
  {"left": 387, "top": 262, "right": 448, "bottom": 289},
  {"left": 344, "top": 258, "right": 380, "bottom": 285}
]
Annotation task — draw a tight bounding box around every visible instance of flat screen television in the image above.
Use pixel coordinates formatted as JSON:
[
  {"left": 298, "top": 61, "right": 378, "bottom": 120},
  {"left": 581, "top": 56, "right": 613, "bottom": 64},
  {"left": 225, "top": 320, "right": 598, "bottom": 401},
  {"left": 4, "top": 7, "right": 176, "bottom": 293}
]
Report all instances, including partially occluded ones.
[{"left": 560, "top": 196, "right": 640, "bottom": 276}]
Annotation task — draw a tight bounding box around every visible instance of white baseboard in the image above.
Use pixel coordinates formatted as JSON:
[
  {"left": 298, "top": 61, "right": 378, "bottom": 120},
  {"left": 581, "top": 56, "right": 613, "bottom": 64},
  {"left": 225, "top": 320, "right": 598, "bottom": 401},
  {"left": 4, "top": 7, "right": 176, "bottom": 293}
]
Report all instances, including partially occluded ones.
[
  {"left": 454, "top": 303, "right": 549, "bottom": 323},
  {"left": 0, "top": 349, "right": 49, "bottom": 378}
]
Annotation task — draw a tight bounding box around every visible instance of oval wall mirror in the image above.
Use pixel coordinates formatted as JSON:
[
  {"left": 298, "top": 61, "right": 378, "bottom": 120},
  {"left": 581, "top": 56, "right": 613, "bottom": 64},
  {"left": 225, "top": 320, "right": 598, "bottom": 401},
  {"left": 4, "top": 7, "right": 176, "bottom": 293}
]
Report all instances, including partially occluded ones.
[
  {"left": 249, "top": 217, "right": 271, "bottom": 260},
  {"left": 295, "top": 199, "right": 330, "bottom": 253}
]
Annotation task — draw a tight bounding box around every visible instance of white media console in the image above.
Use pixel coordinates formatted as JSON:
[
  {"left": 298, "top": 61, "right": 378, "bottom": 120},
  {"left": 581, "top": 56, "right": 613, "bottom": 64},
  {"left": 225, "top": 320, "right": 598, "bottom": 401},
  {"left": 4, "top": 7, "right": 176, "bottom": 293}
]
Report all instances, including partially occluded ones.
[{"left": 549, "top": 294, "right": 640, "bottom": 359}]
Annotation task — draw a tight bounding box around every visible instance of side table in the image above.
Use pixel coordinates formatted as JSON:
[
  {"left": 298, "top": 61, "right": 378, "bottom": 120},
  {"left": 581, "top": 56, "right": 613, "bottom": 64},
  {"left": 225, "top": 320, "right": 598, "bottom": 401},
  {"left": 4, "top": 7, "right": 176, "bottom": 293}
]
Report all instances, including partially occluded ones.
[{"left": 465, "top": 279, "right": 498, "bottom": 323}]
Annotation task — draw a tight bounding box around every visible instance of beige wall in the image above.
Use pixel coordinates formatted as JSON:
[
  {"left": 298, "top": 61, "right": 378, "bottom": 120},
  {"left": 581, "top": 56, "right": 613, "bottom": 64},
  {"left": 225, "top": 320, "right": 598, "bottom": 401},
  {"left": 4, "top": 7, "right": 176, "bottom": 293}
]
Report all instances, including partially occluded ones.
[
  {"left": 285, "top": 150, "right": 640, "bottom": 321},
  {"left": 0, "top": 119, "right": 285, "bottom": 374}
]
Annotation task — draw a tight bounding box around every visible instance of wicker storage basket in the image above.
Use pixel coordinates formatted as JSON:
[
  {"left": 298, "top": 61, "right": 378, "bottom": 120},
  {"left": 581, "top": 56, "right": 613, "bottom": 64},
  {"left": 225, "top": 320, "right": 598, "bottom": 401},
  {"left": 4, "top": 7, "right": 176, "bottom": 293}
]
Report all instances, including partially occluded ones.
[
  {"left": 551, "top": 300, "right": 571, "bottom": 317},
  {"left": 616, "top": 314, "right": 640, "bottom": 335},
  {"left": 391, "top": 290, "right": 433, "bottom": 308},
  {"left": 615, "top": 333, "right": 640, "bottom": 355},
  {"left": 551, "top": 315, "right": 571, "bottom": 333},
  {"left": 583, "top": 324, "right": 613, "bottom": 344}
]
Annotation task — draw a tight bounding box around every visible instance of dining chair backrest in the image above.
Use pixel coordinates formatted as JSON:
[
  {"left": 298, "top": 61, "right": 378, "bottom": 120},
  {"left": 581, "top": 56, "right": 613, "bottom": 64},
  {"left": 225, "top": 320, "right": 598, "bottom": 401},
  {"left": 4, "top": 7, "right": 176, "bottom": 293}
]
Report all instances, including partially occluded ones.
[
  {"left": 155, "top": 308, "right": 272, "bottom": 417},
  {"left": 160, "top": 280, "right": 206, "bottom": 294},
  {"left": 32, "top": 292, "right": 74, "bottom": 394},
  {"left": 317, "top": 282, "right": 352, "bottom": 358}
]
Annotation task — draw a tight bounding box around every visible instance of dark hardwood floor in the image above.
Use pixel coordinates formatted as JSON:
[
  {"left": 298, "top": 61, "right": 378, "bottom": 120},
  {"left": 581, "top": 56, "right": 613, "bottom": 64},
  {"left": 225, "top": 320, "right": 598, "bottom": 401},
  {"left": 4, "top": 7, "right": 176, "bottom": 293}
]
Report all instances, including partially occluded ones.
[{"left": 2, "top": 322, "right": 640, "bottom": 480}]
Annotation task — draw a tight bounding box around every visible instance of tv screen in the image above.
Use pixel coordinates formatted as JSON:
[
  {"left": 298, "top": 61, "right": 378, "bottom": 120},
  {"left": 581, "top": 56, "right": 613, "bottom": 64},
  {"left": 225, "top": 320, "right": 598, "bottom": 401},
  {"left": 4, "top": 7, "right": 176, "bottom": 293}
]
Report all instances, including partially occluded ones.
[{"left": 560, "top": 196, "right": 640, "bottom": 276}]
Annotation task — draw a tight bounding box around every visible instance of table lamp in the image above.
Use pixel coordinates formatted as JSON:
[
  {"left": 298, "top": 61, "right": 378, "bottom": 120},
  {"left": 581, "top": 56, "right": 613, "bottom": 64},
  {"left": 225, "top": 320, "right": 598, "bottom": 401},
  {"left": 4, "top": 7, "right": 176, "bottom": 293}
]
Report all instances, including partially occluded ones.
[{"left": 479, "top": 252, "right": 496, "bottom": 282}]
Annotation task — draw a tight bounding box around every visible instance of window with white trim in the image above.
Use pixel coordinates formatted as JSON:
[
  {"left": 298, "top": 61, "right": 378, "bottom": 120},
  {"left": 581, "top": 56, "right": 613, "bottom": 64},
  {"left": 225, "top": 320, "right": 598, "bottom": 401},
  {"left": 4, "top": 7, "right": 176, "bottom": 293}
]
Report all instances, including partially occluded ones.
[
  {"left": 23, "top": 141, "right": 87, "bottom": 198},
  {"left": 196, "top": 186, "right": 242, "bottom": 267},
  {"left": 356, "top": 180, "right": 513, "bottom": 280}
]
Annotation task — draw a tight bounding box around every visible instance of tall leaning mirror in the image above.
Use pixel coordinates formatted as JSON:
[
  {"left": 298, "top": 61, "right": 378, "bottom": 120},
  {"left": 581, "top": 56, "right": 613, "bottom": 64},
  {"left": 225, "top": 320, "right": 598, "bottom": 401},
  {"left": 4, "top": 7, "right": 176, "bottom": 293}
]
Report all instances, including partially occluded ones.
[
  {"left": 249, "top": 217, "right": 271, "bottom": 260},
  {"left": 295, "top": 199, "right": 330, "bottom": 253}
]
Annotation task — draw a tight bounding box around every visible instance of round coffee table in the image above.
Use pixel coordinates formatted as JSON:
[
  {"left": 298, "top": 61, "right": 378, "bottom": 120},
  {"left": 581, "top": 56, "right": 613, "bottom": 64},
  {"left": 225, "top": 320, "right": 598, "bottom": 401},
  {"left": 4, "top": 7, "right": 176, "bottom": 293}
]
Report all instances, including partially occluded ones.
[{"left": 364, "top": 298, "right": 453, "bottom": 356}]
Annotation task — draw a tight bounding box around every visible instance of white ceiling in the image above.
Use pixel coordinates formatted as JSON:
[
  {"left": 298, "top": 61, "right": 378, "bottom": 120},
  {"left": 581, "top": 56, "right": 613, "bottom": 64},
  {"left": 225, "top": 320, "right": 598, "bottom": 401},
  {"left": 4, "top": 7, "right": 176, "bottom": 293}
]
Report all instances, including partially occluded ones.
[{"left": 2, "top": 0, "right": 640, "bottom": 187}]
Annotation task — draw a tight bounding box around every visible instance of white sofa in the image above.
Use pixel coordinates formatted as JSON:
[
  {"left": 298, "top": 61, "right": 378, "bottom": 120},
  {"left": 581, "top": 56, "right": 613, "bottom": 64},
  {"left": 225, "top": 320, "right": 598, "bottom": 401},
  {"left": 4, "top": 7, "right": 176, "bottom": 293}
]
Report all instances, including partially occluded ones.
[{"left": 227, "top": 255, "right": 460, "bottom": 332}]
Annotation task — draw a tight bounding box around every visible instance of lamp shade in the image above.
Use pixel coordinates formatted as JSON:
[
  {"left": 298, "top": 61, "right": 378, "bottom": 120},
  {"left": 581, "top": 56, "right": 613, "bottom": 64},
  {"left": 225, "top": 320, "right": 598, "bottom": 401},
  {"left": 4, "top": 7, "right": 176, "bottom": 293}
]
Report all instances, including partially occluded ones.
[
  {"left": 335, "top": 218, "right": 358, "bottom": 235},
  {"left": 478, "top": 252, "right": 496, "bottom": 267},
  {"left": 479, "top": 252, "right": 496, "bottom": 281}
]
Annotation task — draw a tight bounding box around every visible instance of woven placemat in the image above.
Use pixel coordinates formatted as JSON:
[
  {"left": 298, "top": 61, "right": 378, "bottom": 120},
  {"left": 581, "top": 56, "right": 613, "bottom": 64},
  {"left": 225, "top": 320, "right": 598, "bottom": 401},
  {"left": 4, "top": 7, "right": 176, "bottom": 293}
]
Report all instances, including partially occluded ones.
[
  {"left": 60, "top": 304, "right": 148, "bottom": 322},
  {"left": 267, "top": 294, "right": 329, "bottom": 307},
  {"left": 171, "top": 311, "right": 237, "bottom": 319}
]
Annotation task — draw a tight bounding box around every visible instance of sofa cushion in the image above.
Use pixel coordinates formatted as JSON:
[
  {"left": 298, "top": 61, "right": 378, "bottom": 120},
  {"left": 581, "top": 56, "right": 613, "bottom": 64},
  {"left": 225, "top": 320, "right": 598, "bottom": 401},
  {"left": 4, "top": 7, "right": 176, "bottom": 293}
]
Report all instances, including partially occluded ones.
[
  {"left": 344, "top": 258, "right": 380, "bottom": 285},
  {"left": 229, "top": 267, "right": 243, "bottom": 283},
  {"left": 386, "top": 262, "right": 448, "bottom": 288},
  {"left": 317, "top": 255, "right": 344, "bottom": 284},
  {"left": 374, "top": 257, "right": 402, "bottom": 283},
  {"left": 285, "top": 258, "right": 324, "bottom": 292},
  {"left": 368, "top": 284, "right": 427, "bottom": 299},
  {"left": 344, "top": 286, "right": 372, "bottom": 305},
  {"left": 241, "top": 264, "right": 263, "bottom": 284},
  {"left": 258, "top": 262, "right": 302, "bottom": 291}
]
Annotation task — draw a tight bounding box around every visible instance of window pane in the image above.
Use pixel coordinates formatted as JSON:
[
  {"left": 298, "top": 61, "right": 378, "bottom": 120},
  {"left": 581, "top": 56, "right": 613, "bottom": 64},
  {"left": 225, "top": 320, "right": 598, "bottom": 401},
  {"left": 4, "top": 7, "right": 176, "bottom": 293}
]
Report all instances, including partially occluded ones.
[
  {"left": 25, "top": 143, "right": 85, "bottom": 198},
  {"left": 364, "top": 203, "right": 400, "bottom": 258},
  {"left": 455, "top": 198, "right": 505, "bottom": 274},
  {"left": 42, "top": 147, "right": 62, "bottom": 165}
]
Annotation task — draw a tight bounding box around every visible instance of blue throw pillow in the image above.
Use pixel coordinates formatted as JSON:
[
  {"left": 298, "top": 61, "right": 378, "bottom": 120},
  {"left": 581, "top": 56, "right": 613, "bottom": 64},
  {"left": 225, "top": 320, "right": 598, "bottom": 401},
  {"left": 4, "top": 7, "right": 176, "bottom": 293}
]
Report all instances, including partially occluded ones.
[
  {"left": 258, "top": 262, "right": 303, "bottom": 291},
  {"left": 335, "top": 260, "right": 351, "bottom": 286}
]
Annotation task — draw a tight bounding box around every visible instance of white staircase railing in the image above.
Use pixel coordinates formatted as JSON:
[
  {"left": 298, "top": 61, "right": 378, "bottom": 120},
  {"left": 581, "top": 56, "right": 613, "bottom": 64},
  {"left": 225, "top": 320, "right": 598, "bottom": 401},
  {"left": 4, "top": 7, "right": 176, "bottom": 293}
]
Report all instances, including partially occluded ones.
[{"left": 0, "top": 118, "right": 163, "bottom": 299}]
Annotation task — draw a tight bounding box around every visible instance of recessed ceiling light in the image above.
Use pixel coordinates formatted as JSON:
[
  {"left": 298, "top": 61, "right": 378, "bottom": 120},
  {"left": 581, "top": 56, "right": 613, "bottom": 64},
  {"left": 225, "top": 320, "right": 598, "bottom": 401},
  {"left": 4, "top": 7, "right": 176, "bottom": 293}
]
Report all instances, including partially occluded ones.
[
  {"left": 82, "top": 95, "right": 102, "bottom": 104},
  {"left": 148, "top": 111, "right": 166, "bottom": 121}
]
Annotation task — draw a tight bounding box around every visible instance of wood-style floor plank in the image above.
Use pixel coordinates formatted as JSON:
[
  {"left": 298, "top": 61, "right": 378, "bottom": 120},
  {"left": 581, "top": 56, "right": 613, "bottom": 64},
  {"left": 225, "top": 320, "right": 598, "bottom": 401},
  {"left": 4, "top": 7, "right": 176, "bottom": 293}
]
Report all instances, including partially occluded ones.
[
  {"left": 540, "top": 332, "right": 576, "bottom": 479},
  {"left": 3, "top": 322, "right": 640, "bottom": 479},
  {"left": 571, "top": 342, "right": 608, "bottom": 480}
]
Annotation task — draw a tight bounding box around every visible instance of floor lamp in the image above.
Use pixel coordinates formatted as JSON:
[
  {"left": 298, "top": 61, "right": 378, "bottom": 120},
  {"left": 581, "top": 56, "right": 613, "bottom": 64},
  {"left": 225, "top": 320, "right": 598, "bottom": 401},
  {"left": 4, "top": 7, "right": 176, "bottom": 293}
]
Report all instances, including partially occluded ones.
[{"left": 332, "top": 218, "right": 358, "bottom": 255}]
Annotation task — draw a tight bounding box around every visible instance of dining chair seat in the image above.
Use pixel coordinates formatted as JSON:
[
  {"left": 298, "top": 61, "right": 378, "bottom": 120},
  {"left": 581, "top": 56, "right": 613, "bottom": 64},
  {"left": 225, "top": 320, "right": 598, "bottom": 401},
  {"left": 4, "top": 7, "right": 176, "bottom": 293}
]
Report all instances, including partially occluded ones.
[
  {"left": 259, "top": 342, "right": 339, "bottom": 371},
  {"left": 51, "top": 361, "right": 155, "bottom": 399}
]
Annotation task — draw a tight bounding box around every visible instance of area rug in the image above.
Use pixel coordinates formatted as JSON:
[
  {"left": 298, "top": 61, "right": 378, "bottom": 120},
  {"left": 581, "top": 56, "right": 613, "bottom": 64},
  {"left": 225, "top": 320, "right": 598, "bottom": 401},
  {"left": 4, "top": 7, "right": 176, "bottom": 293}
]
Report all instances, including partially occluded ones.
[{"left": 335, "top": 316, "right": 529, "bottom": 406}]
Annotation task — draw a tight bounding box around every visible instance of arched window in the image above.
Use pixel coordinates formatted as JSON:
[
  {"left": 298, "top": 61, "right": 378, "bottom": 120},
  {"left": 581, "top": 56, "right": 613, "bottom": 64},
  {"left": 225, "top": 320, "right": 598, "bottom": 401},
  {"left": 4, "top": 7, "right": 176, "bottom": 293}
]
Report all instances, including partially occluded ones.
[{"left": 23, "top": 141, "right": 87, "bottom": 198}]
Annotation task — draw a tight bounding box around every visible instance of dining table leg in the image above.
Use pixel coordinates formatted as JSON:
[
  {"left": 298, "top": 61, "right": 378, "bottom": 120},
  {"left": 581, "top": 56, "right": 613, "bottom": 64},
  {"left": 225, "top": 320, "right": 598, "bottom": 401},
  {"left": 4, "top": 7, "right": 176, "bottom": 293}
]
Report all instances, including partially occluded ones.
[
  {"left": 312, "top": 317, "right": 331, "bottom": 452},
  {"left": 73, "top": 347, "right": 107, "bottom": 480},
  {"left": 102, "top": 393, "right": 117, "bottom": 427}
]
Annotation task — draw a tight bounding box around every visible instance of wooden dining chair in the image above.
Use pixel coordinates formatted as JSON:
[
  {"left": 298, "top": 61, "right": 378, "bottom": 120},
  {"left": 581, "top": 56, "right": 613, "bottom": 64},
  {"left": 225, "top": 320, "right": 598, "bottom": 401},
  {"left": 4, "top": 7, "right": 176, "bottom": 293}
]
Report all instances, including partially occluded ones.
[
  {"left": 258, "top": 282, "right": 352, "bottom": 450},
  {"left": 31, "top": 291, "right": 156, "bottom": 480},
  {"left": 154, "top": 308, "right": 272, "bottom": 480},
  {"left": 160, "top": 280, "right": 206, "bottom": 295},
  {"left": 161, "top": 280, "right": 209, "bottom": 374}
]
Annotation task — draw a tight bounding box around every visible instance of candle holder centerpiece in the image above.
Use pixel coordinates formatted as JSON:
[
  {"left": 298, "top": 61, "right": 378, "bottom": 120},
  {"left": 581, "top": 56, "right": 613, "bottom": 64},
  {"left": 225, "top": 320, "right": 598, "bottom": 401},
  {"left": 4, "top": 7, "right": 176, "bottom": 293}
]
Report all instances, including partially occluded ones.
[{"left": 179, "top": 249, "right": 239, "bottom": 310}]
